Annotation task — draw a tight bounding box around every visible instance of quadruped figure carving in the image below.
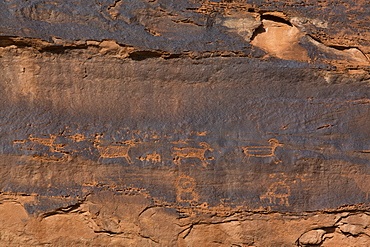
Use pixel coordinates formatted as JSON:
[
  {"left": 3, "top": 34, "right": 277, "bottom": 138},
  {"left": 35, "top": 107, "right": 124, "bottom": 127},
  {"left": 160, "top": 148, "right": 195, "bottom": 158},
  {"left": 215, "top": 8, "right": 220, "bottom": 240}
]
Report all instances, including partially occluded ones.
[
  {"left": 138, "top": 151, "right": 161, "bottom": 164},
  {"left": 97, "top": 139, "right": 139, "bottom": 164},
  {"left": 240, "top": 138, "right": 283, "bottom": 164},
  {"left": 172, "top": 142, "right": 214, "bottom": 167}
]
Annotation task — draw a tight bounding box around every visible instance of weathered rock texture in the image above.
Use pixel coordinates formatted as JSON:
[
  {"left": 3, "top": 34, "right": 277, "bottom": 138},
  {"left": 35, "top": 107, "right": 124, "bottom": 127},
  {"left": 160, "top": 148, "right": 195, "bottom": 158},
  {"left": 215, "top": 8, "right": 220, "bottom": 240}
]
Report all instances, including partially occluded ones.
[{"left": 1, "top": 0, "right": 370, "bottom": 246}]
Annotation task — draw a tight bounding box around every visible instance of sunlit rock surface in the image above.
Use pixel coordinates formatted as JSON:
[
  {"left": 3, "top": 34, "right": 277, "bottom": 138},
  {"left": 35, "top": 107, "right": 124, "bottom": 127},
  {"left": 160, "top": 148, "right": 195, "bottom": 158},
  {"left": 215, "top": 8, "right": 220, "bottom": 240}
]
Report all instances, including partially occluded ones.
[{"left": 1, "top": 0, "right": 370, "bottom": 246}]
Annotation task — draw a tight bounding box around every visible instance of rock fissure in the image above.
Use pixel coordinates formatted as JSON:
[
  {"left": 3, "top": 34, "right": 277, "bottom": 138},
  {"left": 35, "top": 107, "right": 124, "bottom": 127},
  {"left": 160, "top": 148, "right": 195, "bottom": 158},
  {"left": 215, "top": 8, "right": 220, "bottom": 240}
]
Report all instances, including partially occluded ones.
[
  {"left": 1, "top": 32, "right": 369, "bottom": 69},
  {"left": 296, "top": 212, "right": 370, "bottom": 246},
  {"left": 93, "top": 229, "right": 124, "bottom": 235},
  {"left": 138, "top": 233, "right": 160, "bottom": 244},
  {"left": 177, "top": 224, "right": 193, "bottom": 239},
  {"left": 107, "top": 0, "right": 122, "bottom": 11},
  {"left": 137, "top": 205, "right": 163, "bottom": 217},
  {"left": 261, "top": 13, "right": 293, "bottom": 27},
  {"left": 306, "top": 34, "right": 369, "bottom": 60},
  {"left": 40, "top": 201, "right": 85, "bottom": 219},
  {"left": 0, "top": 35, "right": 252, "bottom": 60}
]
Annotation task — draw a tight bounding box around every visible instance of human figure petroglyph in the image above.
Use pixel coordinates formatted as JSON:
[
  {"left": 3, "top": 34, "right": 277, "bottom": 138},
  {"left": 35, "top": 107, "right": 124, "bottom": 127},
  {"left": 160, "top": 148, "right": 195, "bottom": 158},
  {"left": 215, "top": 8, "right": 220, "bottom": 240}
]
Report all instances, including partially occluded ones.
[
  {"left": 175, "top": 175, "right": 199, "bottom": 203},
  {"left": 97, "top": 139, "right": 139, "bottom": 164},
  {"left": 260, "top": 179, "right": 291, "bottom": 207},
  {"left": 172, "top": 142, "right": 214, "bottom": 167},
  {"left": 240, "top": 138, "right": 283, "bottom": 164}
]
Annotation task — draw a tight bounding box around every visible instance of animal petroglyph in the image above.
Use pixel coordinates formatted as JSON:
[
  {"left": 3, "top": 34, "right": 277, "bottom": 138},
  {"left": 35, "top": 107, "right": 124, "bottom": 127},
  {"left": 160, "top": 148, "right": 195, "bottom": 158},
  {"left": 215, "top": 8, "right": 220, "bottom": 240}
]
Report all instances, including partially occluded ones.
[
  {"left": 97, "top": 139, "right": 139, "bottom": 164},
  {"left": 240, "top": 138, "right": 283, "bottom": 164},
  {"left": 173, "top": 142, "right": 214, "bottom": 167},
  {"left": 29, "top": 135, "right": 57, "bottom": 147},
  {"left": 27, "top": 135, "right": 70, "bottom": 159},
  {"left": 174, "top": 175, "right": 198, "bottom": 203},
  {"left": 11, "top": 134, "right": 74, "bottom": 161},
  {"left": 260, "top": 179, "right": 291, "bottom": 207},
  {"left": 138, "top": 151, "right": 161, "bottom": 164}
]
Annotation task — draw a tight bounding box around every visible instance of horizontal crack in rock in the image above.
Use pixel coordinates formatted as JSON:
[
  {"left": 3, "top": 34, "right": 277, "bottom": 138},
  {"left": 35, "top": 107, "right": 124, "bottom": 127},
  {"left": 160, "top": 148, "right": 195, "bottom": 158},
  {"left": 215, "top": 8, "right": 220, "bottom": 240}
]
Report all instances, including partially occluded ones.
[
  {"left": 0, "top": 35, "right": 252, "bottom": 60},
  {"left": 40, "top": 201, "right": 85, "bottom": 218}
]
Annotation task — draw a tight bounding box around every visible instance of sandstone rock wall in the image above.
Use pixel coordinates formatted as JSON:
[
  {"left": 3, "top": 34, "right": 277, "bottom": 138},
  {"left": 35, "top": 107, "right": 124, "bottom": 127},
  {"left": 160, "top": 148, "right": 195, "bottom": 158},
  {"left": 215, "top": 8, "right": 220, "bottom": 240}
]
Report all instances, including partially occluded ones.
[{"left": 1, "top": 0, "right": 370, "bottom": 246}]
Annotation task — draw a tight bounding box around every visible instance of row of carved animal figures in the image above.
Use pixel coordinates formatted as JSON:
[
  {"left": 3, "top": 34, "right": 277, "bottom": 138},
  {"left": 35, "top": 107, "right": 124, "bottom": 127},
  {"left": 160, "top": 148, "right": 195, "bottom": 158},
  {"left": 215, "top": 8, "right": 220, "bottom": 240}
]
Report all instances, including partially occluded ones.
[
  {"left": 97, "top": 138, "right": 283, "bottom": 166},
  {"left": 17, "top": 135, "right": 283, "bottom": 166}
]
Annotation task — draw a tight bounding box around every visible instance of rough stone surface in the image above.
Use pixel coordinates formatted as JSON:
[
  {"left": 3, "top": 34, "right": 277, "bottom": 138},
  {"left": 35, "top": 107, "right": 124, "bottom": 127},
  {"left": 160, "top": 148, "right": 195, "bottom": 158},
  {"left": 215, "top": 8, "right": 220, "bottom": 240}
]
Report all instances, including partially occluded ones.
[
  {"left": 298, "top": 229, "right": 326, "bottom": 245},
  {"left": 1, "top": 0, "right": 370, "bottom": 246}
]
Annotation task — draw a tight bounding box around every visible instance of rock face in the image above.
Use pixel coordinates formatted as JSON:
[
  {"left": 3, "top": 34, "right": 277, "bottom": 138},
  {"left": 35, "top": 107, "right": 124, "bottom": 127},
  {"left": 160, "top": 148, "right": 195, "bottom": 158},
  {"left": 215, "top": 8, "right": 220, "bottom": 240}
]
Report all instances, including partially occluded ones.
[{"left": 1, "top": 0, "right": 370, "bottom": 246}]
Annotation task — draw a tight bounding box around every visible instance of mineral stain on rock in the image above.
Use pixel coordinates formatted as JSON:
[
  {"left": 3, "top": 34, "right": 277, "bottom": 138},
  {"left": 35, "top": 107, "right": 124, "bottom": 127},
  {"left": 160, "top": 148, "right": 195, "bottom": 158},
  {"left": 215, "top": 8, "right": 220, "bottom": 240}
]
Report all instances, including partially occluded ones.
[{"left": 1, "top": 0, "right": 370, "bottom": 246}]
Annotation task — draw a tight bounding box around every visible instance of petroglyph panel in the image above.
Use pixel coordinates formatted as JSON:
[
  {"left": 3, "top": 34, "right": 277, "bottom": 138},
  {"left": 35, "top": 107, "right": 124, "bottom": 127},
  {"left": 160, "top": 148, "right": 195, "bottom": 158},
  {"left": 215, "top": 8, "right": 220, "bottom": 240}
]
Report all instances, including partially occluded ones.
[
  {"left": 2, "top": 0, "right": 370, "bottom": 245},
  {"left": 1, "top": 46, "right": 370, "bottom": 213}
]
